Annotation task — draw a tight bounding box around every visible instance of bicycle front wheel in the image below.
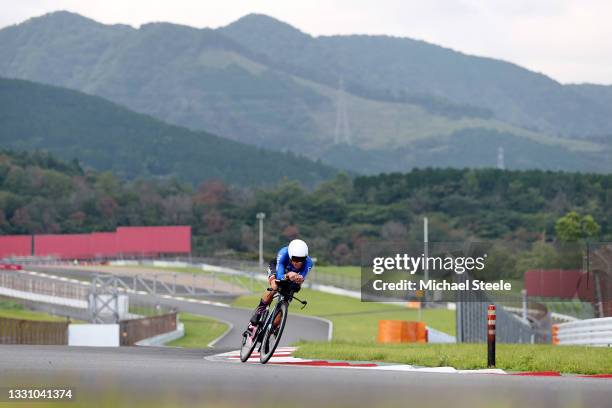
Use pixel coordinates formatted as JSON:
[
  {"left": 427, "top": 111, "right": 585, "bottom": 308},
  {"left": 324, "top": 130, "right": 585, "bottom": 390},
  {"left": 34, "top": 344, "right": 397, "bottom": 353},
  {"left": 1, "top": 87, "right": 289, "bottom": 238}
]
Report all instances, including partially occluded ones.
[
  {"left": 259, "top": 301, "right": 288, "bottom": 364},
  {"left": 240, "top": 324, "right": 259, "bottom": 362}
]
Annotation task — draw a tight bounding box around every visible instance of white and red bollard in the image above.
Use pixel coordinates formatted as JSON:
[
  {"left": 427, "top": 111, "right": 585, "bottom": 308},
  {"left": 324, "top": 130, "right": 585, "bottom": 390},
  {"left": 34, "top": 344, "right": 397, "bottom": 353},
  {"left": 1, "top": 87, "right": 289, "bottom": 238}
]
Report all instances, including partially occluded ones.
[{"left": 487, "top": 304, "right": 496, "bottom": 367}]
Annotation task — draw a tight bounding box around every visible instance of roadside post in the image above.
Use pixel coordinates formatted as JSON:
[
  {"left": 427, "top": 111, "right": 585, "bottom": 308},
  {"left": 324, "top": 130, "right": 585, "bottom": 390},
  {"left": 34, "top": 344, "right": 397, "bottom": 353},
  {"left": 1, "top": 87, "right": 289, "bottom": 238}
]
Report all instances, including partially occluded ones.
[
  {"left": 256, "top": 212, "right": 266, "bottom": 292},
  {"left": 487, "top": 304, "right": 496, "bottom": 367}
]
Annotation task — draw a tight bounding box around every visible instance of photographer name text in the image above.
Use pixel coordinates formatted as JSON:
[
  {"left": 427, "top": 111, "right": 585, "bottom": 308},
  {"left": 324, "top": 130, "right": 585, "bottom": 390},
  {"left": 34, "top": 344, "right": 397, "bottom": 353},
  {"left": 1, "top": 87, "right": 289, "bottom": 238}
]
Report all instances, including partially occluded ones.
[{"left": 372, "top": 279, "right": 512, "bottom": 291}]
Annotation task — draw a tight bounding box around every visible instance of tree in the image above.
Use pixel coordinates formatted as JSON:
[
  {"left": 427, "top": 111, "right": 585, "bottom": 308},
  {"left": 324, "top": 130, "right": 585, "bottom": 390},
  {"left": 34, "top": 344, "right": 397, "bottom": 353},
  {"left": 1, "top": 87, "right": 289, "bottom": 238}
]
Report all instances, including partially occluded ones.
[
  {"left": 555, "top": 211, "right": 601, "bottom": 242},
  {"left": 195, "top": 180, "right": 228, "bottom": 206},
  {"left": 202, "top": 210, "right": 226, "bottom": 234},
  {"left": 282, "top": 224, "right": 299, "bottom": 240},
  {"left": 0, "top": 209, "right": 7, "bottom": 230},
  {"left": 10, "top": 207, "right": 32, "bottom": 233},
  {"left": 380, "top": 221, "right": 408, "bottom": 240}
]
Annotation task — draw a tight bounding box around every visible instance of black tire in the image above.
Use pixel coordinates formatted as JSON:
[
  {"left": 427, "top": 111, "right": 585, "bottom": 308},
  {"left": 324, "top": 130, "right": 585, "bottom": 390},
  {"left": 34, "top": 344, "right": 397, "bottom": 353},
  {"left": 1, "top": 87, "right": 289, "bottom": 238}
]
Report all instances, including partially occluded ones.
[
  {"left": 260, "top": 301, "right": 288, "bottom": 364},
  {"left": 239, "top": 325, "right": 259, "bottom": 362}
]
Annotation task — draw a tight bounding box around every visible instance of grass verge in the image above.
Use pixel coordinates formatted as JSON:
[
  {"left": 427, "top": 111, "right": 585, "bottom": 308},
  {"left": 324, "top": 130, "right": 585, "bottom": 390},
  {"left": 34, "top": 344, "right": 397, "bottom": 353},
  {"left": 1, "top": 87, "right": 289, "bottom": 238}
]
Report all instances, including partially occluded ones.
[
  {"left": 314, "top": 266, "right": 360, "bottom": 279},
  {"left": 293, "top": 341, "right": 612, "bottom": 374},
  {"left": 166, "top": 313, "right": 228, "bottom": 348},
  {"left": 0, "top": 300, "right": 69, "bottom": 322}
]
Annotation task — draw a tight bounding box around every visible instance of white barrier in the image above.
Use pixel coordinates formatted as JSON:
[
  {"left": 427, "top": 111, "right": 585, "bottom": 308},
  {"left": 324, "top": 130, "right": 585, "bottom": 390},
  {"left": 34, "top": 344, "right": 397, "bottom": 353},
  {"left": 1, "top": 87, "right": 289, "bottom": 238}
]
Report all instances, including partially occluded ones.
[
  {"left": 67, "top": 320, "right": 182, "bottom": 347},
  {"left": 554, "top": 317, "right": 612, "bottom": 346},
  {"left": 68, "top": 324, "right": 120, "bottom": 347}
]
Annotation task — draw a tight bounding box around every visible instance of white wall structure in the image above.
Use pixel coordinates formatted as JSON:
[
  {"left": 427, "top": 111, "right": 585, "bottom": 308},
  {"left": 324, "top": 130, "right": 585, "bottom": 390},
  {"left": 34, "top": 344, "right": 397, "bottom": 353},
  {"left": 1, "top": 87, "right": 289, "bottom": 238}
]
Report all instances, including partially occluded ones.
[{"left": 68, "top": 324, "right": 119, "bottom": 347}]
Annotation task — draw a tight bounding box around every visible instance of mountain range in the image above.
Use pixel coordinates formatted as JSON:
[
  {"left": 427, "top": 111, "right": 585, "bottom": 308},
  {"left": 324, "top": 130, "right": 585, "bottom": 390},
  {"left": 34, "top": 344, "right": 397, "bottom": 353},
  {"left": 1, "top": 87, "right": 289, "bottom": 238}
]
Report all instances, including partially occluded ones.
[{"left": 0, "top": 11, "right": 611, "bottom": 174}]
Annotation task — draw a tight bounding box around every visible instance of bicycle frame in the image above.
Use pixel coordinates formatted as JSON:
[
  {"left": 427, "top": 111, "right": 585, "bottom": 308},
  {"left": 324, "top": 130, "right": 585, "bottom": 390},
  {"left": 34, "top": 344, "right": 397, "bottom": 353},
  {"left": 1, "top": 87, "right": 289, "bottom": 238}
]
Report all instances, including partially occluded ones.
[
  {"left": 257, "top": 286, "right": 290, "bottom": 342},
  {"left": 240, "top": 279, "right": 307, "bottom": 363},
  {"left": 257, "top": 281, "right": 306, "bottom": 344}
]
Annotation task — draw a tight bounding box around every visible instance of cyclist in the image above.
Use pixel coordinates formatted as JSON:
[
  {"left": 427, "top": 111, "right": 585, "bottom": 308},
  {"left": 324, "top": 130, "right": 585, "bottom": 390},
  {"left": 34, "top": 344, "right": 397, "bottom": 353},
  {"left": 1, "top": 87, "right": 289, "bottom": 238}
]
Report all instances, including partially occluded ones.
[{"left": 249, "top": 239, "right": 313, "bottom": 325}]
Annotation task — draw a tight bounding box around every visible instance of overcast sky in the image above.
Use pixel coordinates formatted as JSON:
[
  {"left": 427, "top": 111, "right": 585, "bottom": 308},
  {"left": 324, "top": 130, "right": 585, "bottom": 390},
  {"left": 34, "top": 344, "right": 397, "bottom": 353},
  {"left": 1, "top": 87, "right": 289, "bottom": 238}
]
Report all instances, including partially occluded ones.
[{"left": 1, "top": 0, "right": 610, "bottom": 85}]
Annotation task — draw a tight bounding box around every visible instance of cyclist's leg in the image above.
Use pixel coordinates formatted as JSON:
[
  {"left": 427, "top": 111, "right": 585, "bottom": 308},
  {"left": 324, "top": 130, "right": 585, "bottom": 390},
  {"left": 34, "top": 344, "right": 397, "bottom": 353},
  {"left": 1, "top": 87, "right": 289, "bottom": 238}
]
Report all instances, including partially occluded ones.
[{"left": 249, "top": 260, "right": 278, "bottom": 325}]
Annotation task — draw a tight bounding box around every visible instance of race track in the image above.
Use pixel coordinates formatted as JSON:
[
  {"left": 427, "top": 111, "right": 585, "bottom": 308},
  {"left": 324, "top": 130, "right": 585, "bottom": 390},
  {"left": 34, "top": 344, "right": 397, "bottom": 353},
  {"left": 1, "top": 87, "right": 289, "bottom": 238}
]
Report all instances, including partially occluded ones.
[{"left": 0, "top": 345, "right": 610, "bottom": 408}]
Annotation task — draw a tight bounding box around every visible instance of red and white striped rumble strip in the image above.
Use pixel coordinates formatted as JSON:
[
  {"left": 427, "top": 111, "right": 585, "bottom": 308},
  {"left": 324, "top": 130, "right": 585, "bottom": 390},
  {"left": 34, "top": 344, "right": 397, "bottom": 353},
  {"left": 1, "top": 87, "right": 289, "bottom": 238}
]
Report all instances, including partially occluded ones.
[{"left": 207, "top": 347, "right": 612, "bottom": 378}]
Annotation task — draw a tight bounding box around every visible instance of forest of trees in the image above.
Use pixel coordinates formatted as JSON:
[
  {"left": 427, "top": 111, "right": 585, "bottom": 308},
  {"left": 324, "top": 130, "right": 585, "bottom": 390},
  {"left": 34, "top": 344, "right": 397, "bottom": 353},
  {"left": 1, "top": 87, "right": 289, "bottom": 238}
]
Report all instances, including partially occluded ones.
[{"left": 1, "top": 151, "right": 611, "bottom": 268}]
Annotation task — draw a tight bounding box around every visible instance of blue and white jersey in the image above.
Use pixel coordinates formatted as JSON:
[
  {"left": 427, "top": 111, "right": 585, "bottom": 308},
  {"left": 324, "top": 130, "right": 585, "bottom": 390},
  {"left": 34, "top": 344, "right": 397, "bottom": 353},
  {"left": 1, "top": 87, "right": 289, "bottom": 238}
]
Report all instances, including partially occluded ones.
[{"left": 275, "top": 246, "right": 313, "bottom": 280}]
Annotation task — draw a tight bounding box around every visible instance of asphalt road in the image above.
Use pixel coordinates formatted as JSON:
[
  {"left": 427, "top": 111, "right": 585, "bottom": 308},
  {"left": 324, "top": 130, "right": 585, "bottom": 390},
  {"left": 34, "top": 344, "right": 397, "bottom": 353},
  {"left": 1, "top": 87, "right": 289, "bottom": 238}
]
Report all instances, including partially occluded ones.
[{"left": 0, "top": 345, "right": 610, "bottom": 408}]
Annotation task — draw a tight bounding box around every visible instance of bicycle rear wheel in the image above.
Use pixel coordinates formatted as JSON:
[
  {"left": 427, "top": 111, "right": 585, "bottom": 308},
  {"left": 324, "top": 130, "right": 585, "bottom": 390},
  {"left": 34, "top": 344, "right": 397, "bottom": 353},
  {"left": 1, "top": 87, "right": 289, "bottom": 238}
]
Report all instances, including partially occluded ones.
[{"left": 259, "top": 301, "right": 288, "bottom": 364}]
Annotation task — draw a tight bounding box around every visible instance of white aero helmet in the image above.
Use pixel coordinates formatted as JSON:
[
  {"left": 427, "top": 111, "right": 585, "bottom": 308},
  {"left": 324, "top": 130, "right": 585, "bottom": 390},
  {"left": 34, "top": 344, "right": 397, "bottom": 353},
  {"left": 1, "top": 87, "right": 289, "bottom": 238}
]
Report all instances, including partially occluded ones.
[{"left": 288, "top": 239, "right": 308, "bottom": 260}]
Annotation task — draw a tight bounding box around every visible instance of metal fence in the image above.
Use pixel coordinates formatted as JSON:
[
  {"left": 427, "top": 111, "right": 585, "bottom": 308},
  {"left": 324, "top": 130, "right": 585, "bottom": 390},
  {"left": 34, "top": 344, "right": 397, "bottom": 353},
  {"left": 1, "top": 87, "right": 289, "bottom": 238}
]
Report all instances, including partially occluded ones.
[
  {"left": 0, "top": 316, "right": 68, "bottom": 345},
  {"left": 456, "top": 273, "right": 551, "bottom": 343},
  {"left": 587, "top": 242, "right": 612, "bottom": 317},
  {"left": 307, "top": 268, "right": 360, "bottom": 291},
  {"left": 0, "top": 270, "right": 88, "bottom": 300},
  {"left": 127, "top": 272, "right": 252, "bottom": 296},
  {"left": 119, "top": 312, "right": 177, "bottom": 345}
]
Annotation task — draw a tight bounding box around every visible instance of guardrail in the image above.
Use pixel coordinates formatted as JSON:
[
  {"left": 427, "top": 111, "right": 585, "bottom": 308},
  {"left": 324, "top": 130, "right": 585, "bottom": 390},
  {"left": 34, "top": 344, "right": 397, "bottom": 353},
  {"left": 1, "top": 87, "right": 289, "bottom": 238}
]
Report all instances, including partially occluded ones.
[
  {"left": 0, "top": 316, "right": 69, "bottom": 345},
  {"left": 552, "top": 317, "right": 612, "bottom": 346}
]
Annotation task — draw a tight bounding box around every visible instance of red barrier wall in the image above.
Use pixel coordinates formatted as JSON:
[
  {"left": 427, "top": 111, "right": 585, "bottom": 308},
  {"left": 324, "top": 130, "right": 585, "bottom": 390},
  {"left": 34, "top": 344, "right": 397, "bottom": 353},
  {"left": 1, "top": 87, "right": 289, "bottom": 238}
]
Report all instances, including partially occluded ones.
[
  {"left": 116, "top": 226, "right": 191, "bottom": 256},
  {"left": 524, "top": 269, "right": 595, "bottom": 301},
  {"left": 35, "top": 234, "right": 93, "bottom": 259},
  {"left": 30, "top": 226, "right": 191, "bottom": 259},
  {"left": 90, "top": 232, "right": 117, "bottom": 257},
  {"left": 0, "top": 235, "right": 31, "bottom": 258}
]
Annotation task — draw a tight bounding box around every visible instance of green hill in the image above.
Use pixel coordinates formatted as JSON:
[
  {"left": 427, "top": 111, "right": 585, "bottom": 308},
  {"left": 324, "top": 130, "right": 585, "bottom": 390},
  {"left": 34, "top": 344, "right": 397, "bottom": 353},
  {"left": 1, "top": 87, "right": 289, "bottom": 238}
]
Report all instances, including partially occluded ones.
[
  {"left": 222, "top": 13, "right": 612, "bottom": 139},
  {"left": 0, "top": 77, "right": 337, "bottom": 186},
  {"left": 0, "top": 11, "right": 610, "bottom": 174}
]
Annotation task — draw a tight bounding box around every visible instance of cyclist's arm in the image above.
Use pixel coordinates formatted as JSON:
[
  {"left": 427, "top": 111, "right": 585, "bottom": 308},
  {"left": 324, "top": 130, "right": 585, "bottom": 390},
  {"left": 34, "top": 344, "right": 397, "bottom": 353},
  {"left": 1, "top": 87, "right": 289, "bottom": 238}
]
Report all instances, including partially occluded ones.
[
  {"left": 300, "top": 257, "right": 313, "bottom": 279},
  {"left": 286, "top": 257, "right": 312, "bottom": 283},
  {"left": 286, "top": 272, "right": 303, "bottom": 283},
  {"left": 275, "top": 248, "right": 289, "bottom": 280}
]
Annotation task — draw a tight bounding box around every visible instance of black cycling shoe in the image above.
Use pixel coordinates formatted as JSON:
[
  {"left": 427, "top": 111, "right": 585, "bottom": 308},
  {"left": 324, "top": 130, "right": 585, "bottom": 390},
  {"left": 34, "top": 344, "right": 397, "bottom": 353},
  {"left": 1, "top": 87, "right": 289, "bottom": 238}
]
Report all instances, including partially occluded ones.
[
  {"left": 249, "top": 313, "right": 260, "bottom": 325},
  {"left": 249, "top": 306, "right": 266, "bottom": 325}
]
